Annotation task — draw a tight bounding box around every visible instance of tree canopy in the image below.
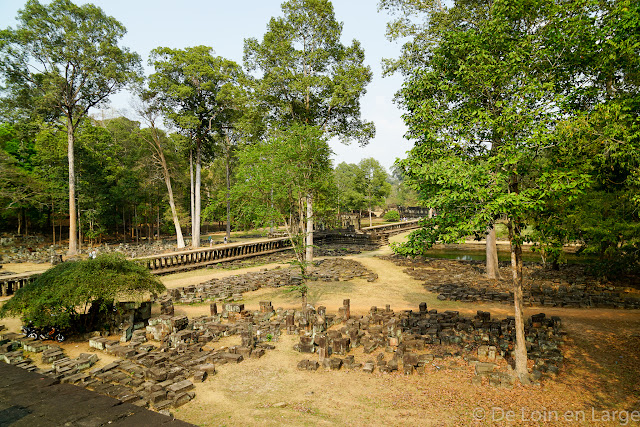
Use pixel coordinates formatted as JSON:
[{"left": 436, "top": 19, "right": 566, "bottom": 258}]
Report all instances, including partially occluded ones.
[{"left": 0, "top": 0, "right": 142, "bottom": 254}]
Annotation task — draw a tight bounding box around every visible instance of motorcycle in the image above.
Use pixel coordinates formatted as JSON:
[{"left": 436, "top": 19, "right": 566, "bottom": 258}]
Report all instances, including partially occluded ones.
[{"left": 21, "top": 323, "right": 65, "bottom": 342}]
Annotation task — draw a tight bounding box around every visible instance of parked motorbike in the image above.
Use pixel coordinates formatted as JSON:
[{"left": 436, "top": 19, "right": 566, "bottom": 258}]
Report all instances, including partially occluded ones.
[{"left": 21, "top": 323, "right": 65, "bottom": 342}]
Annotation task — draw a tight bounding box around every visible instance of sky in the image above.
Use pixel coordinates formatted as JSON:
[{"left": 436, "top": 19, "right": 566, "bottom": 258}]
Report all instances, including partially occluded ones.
[{"left": 0, "top": 0, "right": 415, "bottom": 172}]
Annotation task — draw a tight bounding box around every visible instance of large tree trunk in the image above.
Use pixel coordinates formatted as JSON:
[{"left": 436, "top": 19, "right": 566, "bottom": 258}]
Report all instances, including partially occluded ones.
[
  {"left": 225, "top": 143, "right": 231, "bottom": 241},
  {"left": 193, "top": 140, "right": 202, "bottom": 248},
  {"left": 52, "top": 201, "right": 55, "bottom": 246},
  {"left": 486, "top": 226, "right": 500, "bottom": 279},
  {"left": 306, "top": 194, "right": 313, "bottom": 263},
  {"left": 67, "top": 117, "right": 77, "bottom": 255},
  {"left": 508, "top": 220, "right": 529, "bottom": 384},
  {"left": 189, "top": 149, "right": 195, "bottom": 246},
  {"left": 507, "top": 174, "right": 530, "bottom": 385},
  {"left": 160, "top": 151, "right": 185, "bottom": 248}
]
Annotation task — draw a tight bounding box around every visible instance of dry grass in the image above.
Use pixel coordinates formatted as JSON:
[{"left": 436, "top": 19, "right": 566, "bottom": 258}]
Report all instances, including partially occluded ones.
[
  {"left": 167, "top": 240, "right": 640, "bottom": 426},
  {"left": 2, "top": 233, "right": 640, "bottom": 426}
]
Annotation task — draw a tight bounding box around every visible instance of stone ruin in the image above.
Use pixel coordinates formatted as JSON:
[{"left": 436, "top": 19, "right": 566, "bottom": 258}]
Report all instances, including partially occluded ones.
[
  {"left": 1, "top": 295, "right": 564, "bottom": 416},
  {"left": 162, "top": 258, "right": 378, "bottom": 305},
  {"left": 385, "top": 255, "right": 640, "bottom": 309},
  {"left": 427, "top": 282, "right": 640, "bottom": 308},
  {"left": 290, "top": 300, "right": 564, "bottom": 385}
]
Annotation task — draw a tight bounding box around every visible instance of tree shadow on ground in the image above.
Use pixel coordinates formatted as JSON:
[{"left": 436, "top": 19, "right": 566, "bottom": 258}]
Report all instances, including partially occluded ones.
[{"left": 556, "top": 318, "right": 640, "bottom": 411}]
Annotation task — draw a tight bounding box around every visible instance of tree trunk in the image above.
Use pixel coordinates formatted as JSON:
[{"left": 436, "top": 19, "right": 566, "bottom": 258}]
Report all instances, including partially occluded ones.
[
  {"left": 67, "top": 117, "right": 78, "bottom": 255},
  {"left": 270, "top": 188, "right": 274, "bottom": 234},
  {"left": 486, "top": 226, "right": 500, "bottom": 279},
  {"left": 193, "top": 139, "right": 202, "bottom": 248},
  {"left": 135, "top": 205, "right": 139, "bottom": 244},
  {"left": 507, "top": 174, "right": 529, "bottom": 385},
  {"left": 306, "top": 194, "right": 313, "bottom": 263},
  {"left": 225, "top": 142, "right": 231, "bottom": 241},
  {"left": 164, "top": 160, "right": 185, "bottom": 249},
  {"left": 299, "top": 198, "right": 305, "bottom": 237},
  {"left": 52, "top": 201, "right": 55, "bottom": 246},
  {"left": 190, "top": 149, "right": 195, "bottom": 245},
  {"left": 77, "top": 202, "right": 81, "bottom": 252},
  {"left": 147, "top": 203, "right": 152, "bottom": 244}
]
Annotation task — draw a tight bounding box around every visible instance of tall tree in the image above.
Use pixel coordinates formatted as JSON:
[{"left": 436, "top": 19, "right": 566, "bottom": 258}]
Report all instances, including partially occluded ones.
[
  {"left": 135, "top": 92, "right": 186, "bottom": 248},
  {"left": 233, "top": 124, "right": 333, "bottom": 305},
  {"left": 0, "top": 0, "right": 142, "bottom": 255},
  {"left": 384, "top": 0, "right": 592, "bottom": 383},
  {"left": 355, "top": 158, "right": 391, "bottom": 227},
  {"left": 148, "top": 46, "right": 245, "bottom": 248},
  {"left": 334, "top": 161, "right": 366, "bottom": 216},
  {"left": 244, "top": 0, "right": 375, "bottom": 262}
]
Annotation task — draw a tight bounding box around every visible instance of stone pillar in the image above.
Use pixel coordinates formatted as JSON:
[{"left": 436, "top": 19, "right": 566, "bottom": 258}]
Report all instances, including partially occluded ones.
[
  {"left": 242, "top": 324, "right": 255, "bottom": 348},
  {"left": 210, "top": 303, "right": 218, "bottom": 316},
  {"left": 343, "top": 299, "right": 350, "bottom": 321},
  {"left": 259, "top": 301, "right": 273, "bottom": 313},
  {"left": 286, "top": 314, "right": 295, "bottom": 334},
  {"left": 161, "top": 299, "right": 174, "bottom": 316},
  {"left": 419, "top": 302, "right": 427, "bottom": 314},
  {"left": 317, "top": 306, "right": 326, "bottom": 317},
  {"left": 317, "top": 335, "right": 329, "bottom": 362}
]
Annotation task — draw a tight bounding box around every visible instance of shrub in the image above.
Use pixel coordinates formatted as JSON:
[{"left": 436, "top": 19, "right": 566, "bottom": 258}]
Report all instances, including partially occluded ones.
[
  {"left": 384, "top": 210, "right": 400, "bottom": 222},
  {"left": 0, "top": 253, "right": 165, "bottom": 329}
]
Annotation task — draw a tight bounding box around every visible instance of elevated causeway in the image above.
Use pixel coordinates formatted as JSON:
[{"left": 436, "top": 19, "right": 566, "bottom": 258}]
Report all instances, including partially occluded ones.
[{"left": 0, "top": 220, "right": 422, "bottom": 293}]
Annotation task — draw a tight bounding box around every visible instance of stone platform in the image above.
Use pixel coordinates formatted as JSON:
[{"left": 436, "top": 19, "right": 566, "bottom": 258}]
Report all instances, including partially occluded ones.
[{"left": 0, "top": 362, "right": 193, "bottom": 426}]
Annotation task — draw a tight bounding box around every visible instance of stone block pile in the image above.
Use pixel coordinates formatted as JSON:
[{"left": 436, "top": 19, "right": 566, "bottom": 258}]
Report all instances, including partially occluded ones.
[
  {"left": 0, "top": 331, "right": 52, "bottom": 371},
  {"left": 77, "top": 303, "right": 283, "bottom": 410},
  {"left": 165, "top": 258, "right": 378, "bottom": 304},
  {"left": 291, "top": 303, "right": 565, "bottom": 384},
  {"left": 426, "top": 282, "right": 640, "bottom": 308},
  {"left": 382, "top": 254, "right": 640, "bottom": 309}
]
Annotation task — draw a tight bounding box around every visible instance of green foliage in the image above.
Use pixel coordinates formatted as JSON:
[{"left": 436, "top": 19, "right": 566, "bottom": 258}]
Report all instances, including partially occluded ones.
[
  {"left": 388, "top": 0, "right": 593, "bottom": 260},
  {"left": 334, "top": 162, "right": 366, "bottom": 213},
  {"left": 233, "top": 124, "right": 333, "bottom": 230},
  {"left": 384, "top": 210, "right": 400, "bottom": 222},
  {"left": 0, "top": 0, "right": 143, "bottom": 124},
  {"left": 386, "top": 166, "right": 420, "bottom": 208},
  {"left": 244, "top": 0, "right": 375, "bottom": 143},
  {"left": 333, "top": 158, "right": 391, "bottom": 214},
  {"left": 355, "top": 158, "right": 391, "bottom": 213},
  {"left": 148, "top": 46, "right": 247, "bottom": 145},
  {"left": 0, "top": 253, "right": 165, "bottom": 329}
]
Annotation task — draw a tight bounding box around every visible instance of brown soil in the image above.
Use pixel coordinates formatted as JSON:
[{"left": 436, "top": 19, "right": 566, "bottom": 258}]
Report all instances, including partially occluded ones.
[
  {"left": 2, "top": 232, "right": 639, "bottom": 425},
  {"left": 0, "top": 262, "right": 49, "bottom": 274}
]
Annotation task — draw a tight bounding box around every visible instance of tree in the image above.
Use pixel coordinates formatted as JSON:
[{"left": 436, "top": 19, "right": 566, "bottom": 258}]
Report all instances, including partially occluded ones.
[
  {"left": 135, "top": 93, "right": 186, "bottom": 248},
  {"left": 355, "top": 158, "right": 391, "bottom": 227},
  {"left": 387, "top": 165, "right": 420, "bottom": 208},
  {"left": 244, "top": 0, "right": 375, "bottom": 262},
  {"left": 0, "top": 253, "right": 165, "bottom": 330},
  {"left": 0, "top": 122, "right": 47, "bottom": 233},
  {"left": 334, "top": 161, "right": 366, "bottom": 217},
  {"left": 233, "top": 123, "right": 333, "bottom": 306},
  {"left": 148, "top": 46, "right": 245, "bottom": 248},
  {"left": 384, "top": 0, "right": 592, "bottom": 383},
  {"left": 0, "top": 0, "right": 142, "bottom": 255},
  {"left": 540, "top": 0, "right": 640, "bottom": 278}
]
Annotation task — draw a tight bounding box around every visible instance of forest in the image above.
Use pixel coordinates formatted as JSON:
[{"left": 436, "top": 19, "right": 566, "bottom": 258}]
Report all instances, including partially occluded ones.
[
  {"left": 0, "top": 0, "right": 416, "bottom": 253},
  {"left": 0, "top": 0, "right": 638, "bottom": 281}
]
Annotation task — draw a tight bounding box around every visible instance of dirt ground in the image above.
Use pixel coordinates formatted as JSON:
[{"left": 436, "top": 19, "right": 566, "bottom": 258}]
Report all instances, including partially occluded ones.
[{"left": 2, "top": 232, "right": 640, "bottom": 426}]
